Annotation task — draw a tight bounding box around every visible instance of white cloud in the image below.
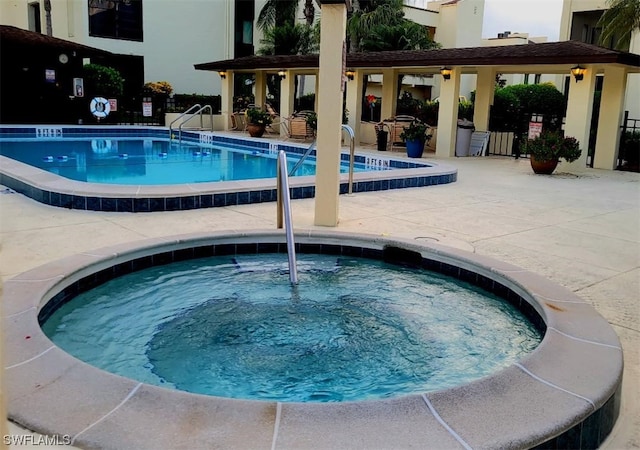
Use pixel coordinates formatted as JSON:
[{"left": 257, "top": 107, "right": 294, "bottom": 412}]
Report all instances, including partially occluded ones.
[{"left": 482, "top": 0, "right": 564, "bottom": 41}]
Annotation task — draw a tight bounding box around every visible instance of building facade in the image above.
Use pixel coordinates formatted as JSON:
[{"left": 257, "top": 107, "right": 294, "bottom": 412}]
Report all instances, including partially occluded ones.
[
  {"left": 559, "top": 0, "right": 640, "bottom": 118},
  {"left": 0, "top": 0, "right": 485, "bottom": 98}
]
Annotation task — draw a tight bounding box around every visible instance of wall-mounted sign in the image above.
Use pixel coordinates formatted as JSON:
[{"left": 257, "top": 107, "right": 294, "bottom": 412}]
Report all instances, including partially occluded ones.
[
  {"left": 45, "top": 69, "right": 56, "bottom": 83},
  {"left": 73, "top": 78, "right": 84, "bottom": 97},
  {"left": 108, "top": 99, "right": 118, "bottom": 111}
]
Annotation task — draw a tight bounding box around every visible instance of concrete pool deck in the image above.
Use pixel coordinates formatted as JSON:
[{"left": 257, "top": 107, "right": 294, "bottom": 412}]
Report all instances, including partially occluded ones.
[{"left": 1, "top": 151, "right": 638, "bottom": 449}]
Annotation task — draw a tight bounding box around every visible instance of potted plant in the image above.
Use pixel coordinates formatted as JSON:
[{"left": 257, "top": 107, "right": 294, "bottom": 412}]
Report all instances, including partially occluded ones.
[
  {"left": 245, "top": 108, "right": 272, "bottom": 137},
  {"left": 524, "top": 131, "right": 582, "bottom": 174},
  {"left": 400, "top": 121, "right": 429, "bottom": 158},
  {"left": 305, "top": 111, "right": 318, "bottom": 133}
]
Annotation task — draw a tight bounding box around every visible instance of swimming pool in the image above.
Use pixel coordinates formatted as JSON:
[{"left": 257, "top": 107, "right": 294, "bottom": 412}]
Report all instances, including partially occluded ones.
[
  {"left": 0, "top": 138, "right": 373, "bottom": 185},
  {"left": 0, "top": 125, "right": 457, "bottom": 212}
]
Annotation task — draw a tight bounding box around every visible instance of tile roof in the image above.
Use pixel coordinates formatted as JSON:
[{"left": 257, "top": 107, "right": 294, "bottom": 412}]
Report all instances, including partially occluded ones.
[{"left": 194, "top": 40, "right": 640, "bottom": 72}]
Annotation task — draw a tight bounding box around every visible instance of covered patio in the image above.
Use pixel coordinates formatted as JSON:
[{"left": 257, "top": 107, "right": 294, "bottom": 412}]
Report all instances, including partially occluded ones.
[{"left": 196, "top": 40, "right": 640, "bottom": 172}]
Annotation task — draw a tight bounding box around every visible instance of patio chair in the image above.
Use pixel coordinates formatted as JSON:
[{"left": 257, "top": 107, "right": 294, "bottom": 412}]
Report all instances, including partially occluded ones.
[
  {"left": 380, "top": 115, "right": 418, "bottom": 151},
  {"left": 288, "top": 111, "right": 315, "bottom": 140},
  {"left": 230, "top": 104, "right": 256, "bottom": 132},
  {"left": 469, "top": 131, "right": 491, "bottom": 156},
  {"left": 265, "top": 103, "right": 290, "bottom": 136}
]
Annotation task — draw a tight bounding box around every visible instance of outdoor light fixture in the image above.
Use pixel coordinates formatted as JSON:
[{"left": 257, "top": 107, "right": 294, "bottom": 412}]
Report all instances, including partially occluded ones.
[
  {"left": 277, "top": 70, "right": 287, "bottom": 80},
  {"left": 571, "top": 65, "right": 586, "bottom": 83},
  {"left": 440, "top": 67, "right": 452, "bottom": 80},
  {"left": 345, "top": 69, "right": 355, "bottom": 80},
  {"left": 218, "top": 70, "right": 227, "bottom": 79}
]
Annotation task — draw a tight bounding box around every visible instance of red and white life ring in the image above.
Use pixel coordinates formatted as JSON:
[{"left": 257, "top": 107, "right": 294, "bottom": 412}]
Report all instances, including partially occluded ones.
[{"left": 90, "top": 97, "right": 111, "bottom": 118}]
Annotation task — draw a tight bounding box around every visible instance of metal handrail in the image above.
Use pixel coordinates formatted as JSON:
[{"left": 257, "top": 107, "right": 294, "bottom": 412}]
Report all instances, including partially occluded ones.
[
  {"left": 288, "top": 125, "right": 356, "bottom": 195},
  {"left": 341, "top": 124, "right": 356, "bottom": 195},
  {"left": 288, "top": 139, "right": 316, "bottom": 176},
  {"left": 172, "top": 104, "right": 214, "bottom": 143},
  {"left": 276, "top": 150, "right": 298, "bottom": 285},
  {"left": 169, "top": 104, "right": 201, "bottom": 137}
]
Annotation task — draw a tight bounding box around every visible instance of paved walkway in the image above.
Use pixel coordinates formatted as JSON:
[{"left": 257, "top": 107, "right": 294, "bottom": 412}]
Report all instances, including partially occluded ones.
[{"left": 1, "top": 154, "right": 638, "bottom": 449}]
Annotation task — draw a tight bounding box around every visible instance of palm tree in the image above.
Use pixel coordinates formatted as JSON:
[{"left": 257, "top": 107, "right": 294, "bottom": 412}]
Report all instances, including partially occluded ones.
[
  {"left": 257, "top": 22, "right": 318, "bottom": 56},
  {"left": 597, "top": 0, "right": 640, "bottom": 50}
]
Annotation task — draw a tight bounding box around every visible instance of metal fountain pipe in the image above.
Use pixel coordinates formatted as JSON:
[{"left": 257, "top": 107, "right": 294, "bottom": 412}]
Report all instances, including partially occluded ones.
[{"left": 276, "top": 150, "right": 299, "bottom": 284}]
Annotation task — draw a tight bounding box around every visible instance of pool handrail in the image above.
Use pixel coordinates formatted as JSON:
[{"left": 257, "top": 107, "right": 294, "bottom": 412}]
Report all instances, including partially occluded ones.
[
  {"left": 287, "top": 125, "right": 356, "bottom": 195},
  {"left": 288, "top": 139, "right": 316, "bottom": 177},
  {"left": 342, "top": 124, "right": 356, "bottom": 195},
  {"left": 169, "top": 104, "right": 201, "bottom": 136},
  {"left": 170, "top": 104, "right": 214, "bottom": 142},
  {"left": 276, "top": 150, "right": 299, "bottom": 285}
]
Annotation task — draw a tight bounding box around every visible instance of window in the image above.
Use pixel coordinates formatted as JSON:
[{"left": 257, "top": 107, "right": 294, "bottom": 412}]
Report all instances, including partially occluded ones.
[
  {"left": 88, "top": 0, "right": 143, "bottom": 41},
  {"left": 28, "top": 2, "right": 42, "bottom": 33}
]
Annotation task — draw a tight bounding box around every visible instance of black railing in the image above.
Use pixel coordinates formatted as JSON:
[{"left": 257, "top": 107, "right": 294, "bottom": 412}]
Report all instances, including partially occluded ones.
[{"left": 618, "top": 111, "right": 640, "bottom": 172}]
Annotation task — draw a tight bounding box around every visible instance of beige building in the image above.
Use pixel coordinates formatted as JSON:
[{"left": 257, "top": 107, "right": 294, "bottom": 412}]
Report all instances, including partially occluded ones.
[
  {"left": 559, "top": 0, "right": 640, "bottom": 118},
  {"left": 0, "top": 0, "right": 486, "bottom": 99},
  {"left": 481, "top": 32, "right": 557, "bottom": 87}
]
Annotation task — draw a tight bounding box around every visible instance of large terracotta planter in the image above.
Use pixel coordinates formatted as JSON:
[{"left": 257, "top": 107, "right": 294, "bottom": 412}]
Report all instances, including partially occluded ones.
[
  {"left": 247, "top": 123, "right": 266, "bottom": 138},
  {"left": 530, "top": 156, "right": 559, "bottom": 174}
]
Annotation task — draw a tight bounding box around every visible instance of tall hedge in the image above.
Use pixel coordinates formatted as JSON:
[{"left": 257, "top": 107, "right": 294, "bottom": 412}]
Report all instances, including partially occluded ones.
[{"left": 490, "top": 82, "right": 566, "bottom": 132}]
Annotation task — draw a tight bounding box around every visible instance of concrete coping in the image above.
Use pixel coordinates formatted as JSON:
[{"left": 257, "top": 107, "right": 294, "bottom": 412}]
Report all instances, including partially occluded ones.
[{"left": 4, "top": 230, "right": 623, "bottom": 449}]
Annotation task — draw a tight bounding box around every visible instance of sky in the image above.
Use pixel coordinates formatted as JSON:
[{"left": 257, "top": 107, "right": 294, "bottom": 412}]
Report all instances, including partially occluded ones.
[{"left": 482, "top": 0, "right": 565, "bottom": 41}]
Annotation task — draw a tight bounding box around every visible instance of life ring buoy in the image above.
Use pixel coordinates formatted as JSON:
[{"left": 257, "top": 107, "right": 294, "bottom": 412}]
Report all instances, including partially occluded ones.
[
  {"left": 90, "top": 97, "right": 111, "bottom": 118},
  {"left": 91, "top": 139, "right": 112, "bottom": 153}
]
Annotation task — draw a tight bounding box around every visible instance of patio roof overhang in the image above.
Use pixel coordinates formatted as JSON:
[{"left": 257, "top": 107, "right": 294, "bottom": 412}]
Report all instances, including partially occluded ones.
[
  {"left": 0, "top": 25, "right": 113, "bottom": 57},
  {"left": 195, "top": 40, "right": 640, "bottom": 75}
]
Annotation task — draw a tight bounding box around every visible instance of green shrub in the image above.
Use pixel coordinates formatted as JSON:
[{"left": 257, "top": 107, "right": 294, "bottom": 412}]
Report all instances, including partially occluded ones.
[{"left": 82, "top": 64, "right": 124, "bottom": 97}]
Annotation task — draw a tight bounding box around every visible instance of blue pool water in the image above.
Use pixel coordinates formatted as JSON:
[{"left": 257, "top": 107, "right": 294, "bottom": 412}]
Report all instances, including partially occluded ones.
[
  {"left": 42, "top": 254, "right": 542, "bottom": 403},
  {"left": 0, "top": 138, "right": 374, "bottom": 185}
]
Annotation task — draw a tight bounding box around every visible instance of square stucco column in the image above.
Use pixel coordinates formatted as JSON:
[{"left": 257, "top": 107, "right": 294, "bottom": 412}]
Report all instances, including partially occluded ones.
[
  {"left": 435, "top": 67, "right": 461, "bottom": 158},
  {"left": 314, "top": 3, "right": 347, "bottom": 227},
  {"left": 254, "top": 71, "right": 266, "bottom": 108},
  {"left": 221, "top": 71, "right": 234, "bottom": 131},
  {"left": 564, "top": 65, "right": 596, "bottom": 171},
  {"left": 473, "top": 67, "right": 495, "bottom": 132},
  {"left": 594, "top": 66, "right": 628, "bottom": 170},
  {"left": 279, "top": 71, "right": 295, "bottom": 138},
  {"left": 345, "top": 70, "right": 363, "bottom": 146},
  {"left": 380, "top": 69, "right": 398, "bottom": 120}
]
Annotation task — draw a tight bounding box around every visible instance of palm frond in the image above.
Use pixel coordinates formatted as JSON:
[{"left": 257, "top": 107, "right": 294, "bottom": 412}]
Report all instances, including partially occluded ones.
[{"left": 598, "top": 0, "right": 640, "bottom": 50}]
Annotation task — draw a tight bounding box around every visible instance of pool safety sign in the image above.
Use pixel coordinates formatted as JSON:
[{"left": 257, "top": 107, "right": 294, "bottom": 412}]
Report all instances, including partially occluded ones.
[
  {"left": 143, "top": 101, "right": 153, "bottom": 117},
  {"left": 45, "top": 69, "right": 56, "bottom": 83},
  {"left": 73, "top": 78, "right": 84, "bottom": 97},
  {"left": 528, "top": 122, "right": 543, "bottom": 139}
]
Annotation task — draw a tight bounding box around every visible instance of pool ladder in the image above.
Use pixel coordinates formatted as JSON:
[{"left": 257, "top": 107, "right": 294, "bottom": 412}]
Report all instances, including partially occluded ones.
[
  {"left": 169, "top": 104, "right": 214, "bottom": 143},
  {"left": 276, "top": 150, "right": 298, "bottom": 285}
]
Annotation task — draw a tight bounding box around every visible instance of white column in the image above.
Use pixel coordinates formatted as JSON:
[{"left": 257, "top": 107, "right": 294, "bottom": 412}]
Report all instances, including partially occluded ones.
[
  {"left": 346, "top": 69, "right": 363, "bottom": 146},
  {"left": 435, "top": 67, "right": 461, "bottom": 158},
  {"left": 380, "top": 69, "right": 398, "bottom": 120},
  {"left": 473, "top": 67, "right": 495, "bottom": 132},
  {"left": 221, "top": 70, "right": 234, "bottom": 131},
  {"left": 279, "top": 71, "right": 295, "bottom": 137},
  {"left": 314, "top": 3, "right": 347, "bottom": 227},
  {"left": 564, "top": 65, "right": 596, "bottom": 171},
  {"left": 594, "top": 66, "right": 628, "bottom": 170}
]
